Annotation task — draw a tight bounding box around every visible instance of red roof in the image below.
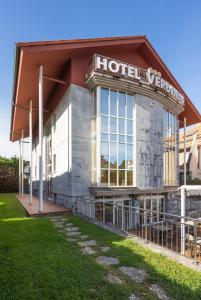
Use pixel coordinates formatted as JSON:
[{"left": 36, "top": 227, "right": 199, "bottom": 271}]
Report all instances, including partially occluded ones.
[{"left": 10, "top": 35, "right": 201, "bottom": 141}]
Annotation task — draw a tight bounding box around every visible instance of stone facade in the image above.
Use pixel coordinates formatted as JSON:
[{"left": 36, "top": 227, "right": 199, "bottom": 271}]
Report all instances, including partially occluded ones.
[
  {"left": 135, "top": 94, "right": 164, "bottom": 188},
  {"left": 32, "top": 84, "right": 93, "bottom": 208},
  {"left": 32, "top": 84, "right": 179, "bottom": 208},
  {"left": 166, "top": 192, "right": 201, "bottom": 216}
]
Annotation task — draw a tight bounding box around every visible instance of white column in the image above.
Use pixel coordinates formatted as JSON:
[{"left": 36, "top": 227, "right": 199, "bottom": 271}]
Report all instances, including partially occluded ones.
[
  {"left": 21, "top": 129, "right": 24, "bottom": 197},
  {"left": 29, "top": 100, "right": 33, "bottom": 205},
  {"left": 181, "top": 186, "right": 186, "bottom": 255},
  {"left": 19, "top": 140, "right": 21, "bottom": 195},
  {"left": 184, "top": 117, "right": 187, "bottom": 185},
  {"left": 39, "top": 65, "right": 44, "bottom": 212}
]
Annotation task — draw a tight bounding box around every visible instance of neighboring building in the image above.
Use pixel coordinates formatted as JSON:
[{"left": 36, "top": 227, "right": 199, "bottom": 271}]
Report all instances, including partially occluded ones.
[
  {"left": 179, "top": 123, "right": 201, "bottom": 183},
  {"left": 10, "top": 36, "right": 201, "bottom": 214}
]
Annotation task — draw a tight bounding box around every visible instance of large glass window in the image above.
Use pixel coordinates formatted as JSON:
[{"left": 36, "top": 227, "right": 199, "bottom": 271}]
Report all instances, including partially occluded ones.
[
  {"left": 163, "top": 109, "right": 178, "bottom": 186},
  {"left": 98, "top": 88, "right": 135, "bottom": 186}
]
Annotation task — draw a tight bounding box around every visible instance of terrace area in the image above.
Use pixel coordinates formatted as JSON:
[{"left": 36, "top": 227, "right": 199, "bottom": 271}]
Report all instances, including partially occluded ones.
[{"left": 76, "top": 186, "right": 201, "bottom": 266}]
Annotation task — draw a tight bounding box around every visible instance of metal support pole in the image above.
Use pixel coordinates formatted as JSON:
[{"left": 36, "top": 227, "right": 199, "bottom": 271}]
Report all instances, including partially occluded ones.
[
  {"left": 113, "top": 201, "right": 116, "bottom": 226},
  {"left": 29, "top": 100, "right": 33, "bottom": 205},
  {"left": 21, "top": 129, "right": 24, "bottom": 197},
  {"left": 181, "top": 186, "right": 186, "bottom": 255},
  {"left": 122, "top": 201, "right": 124, "bottom": 231},
  {"left": 184, "top": 117, "right": 187, "bottom": 185},
  {"left": 39, "top": 65, "right": 44, "bottom": 212},
  {"left": 19, "top": 140, "right": 21, "bottom": 195}
]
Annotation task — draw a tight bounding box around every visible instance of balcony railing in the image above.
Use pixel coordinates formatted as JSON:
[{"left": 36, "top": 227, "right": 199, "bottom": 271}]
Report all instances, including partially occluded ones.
[{"left": 75, "top": 197, "right": 201, "bottom": 265}]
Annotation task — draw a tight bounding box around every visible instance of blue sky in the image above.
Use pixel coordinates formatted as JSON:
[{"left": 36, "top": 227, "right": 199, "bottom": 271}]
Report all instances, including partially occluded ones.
[{"left": 0, "top": 0, "right": 201, "bottom": 157}]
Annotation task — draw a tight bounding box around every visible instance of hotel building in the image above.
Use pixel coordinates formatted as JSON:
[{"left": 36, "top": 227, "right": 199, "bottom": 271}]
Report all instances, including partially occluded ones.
[{"left": 10, "top": 36, "right": 201, "bottom": 214}]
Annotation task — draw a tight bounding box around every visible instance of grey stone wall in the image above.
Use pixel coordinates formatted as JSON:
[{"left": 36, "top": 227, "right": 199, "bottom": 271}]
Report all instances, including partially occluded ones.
[
  {"left": 71, "top": 84, "right": 93, "bottom": 197},
  {"left": 32, "top": 84, "right": 93, "bottom": 208},
  {"left": 166, "top": 192, "right": 201, "bottom": 216},
  {"left": 135, "top": 94, "right": 164, "bottom": 188}
]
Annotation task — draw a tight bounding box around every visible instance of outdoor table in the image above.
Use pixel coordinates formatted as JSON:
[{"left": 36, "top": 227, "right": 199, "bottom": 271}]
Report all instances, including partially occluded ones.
[{"left": 151, "top": 222, "right": 172, "bottom": 232}]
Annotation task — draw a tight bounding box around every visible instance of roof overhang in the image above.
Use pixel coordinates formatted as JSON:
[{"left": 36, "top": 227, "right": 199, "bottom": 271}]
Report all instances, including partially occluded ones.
[{"left": 10, "top": 35, "right": 201, "bottom": 142}]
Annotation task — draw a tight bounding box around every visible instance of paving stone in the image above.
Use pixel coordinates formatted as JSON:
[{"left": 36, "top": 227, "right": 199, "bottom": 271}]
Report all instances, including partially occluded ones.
[
  {"left": 65, "top": 227, "right": 79, "bottom": 232},
  {"left": 81, "top": 247, "right": 97, "bottom": 255},
  {"left": 96, "top": 256, "right": 119, "bottom": 266},
  {"left": 54, "top": 224, "right": 65, "bottom": 228},
  {"left": 79, "top": 240, "right": 97, "bottom": 247},
  {"left": 129, "top": 294, "right": 141, "bottom": 300},
  {"left": 67, "top": 238, "right": 76, "bottom": 242},
  {"left": 79, "top": 235, "right": 89, "bottom": 240},
  {"left": 100, "top": 246, "right": 110, "bottom": 253},
  {"left": 107, "top": 272, "right": 123, "bottom": 285},
  {"left": 67, "top": 231, "right": 81, "bottom": 236},
  {"left": 119, "top": 266, "right": 147, "bottom": 283},
  {"left": 52, "top": 219, "right": 64, "bottom": 223},
  {"left": 66, "top": 223, "right": 73, "bottom": 227},
  {"left": 148, "top": 284, "right": 170, "bottom": 300}
]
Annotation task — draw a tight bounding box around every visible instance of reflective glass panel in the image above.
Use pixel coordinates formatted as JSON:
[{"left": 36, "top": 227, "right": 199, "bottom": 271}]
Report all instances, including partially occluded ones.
[
  {"left": 101, "top": 116, "right": 108, "bottom": 132},
  {"left": 110, "top": 143, "right": 117, "bottom": 168},
  {"left": 101, "top": 88, "right": 109, "bottom": 115},
  {"left": 127, "top": 94, "right": 133, "bottom": 119},
  {"left": 119, "top": 170, "right": 126, "bottom": 186},
  {"left": 110, "top": 117, "right": 117, "bottom": 133},
  {"left": 127, "top": 136, "right": 133, "bottom": 144},
  {"left": 119, "top": 135, "right": 125, "bottom": 143},
  {"left": 101, "top": 142, "right": 109, "bottom": 168},
  {"left": 101, "top": 133, "right": 108, "bottom": 141},
  {"left": 127, "top": 120, "right": 133, "bottom": 135},
  {"left": 110, "top": 170, "right": 117, "bottom": 186},
  {"left": 118, "top": 92, "right": 126, "bottom": 117},
  {"left": 101, "top": 170, "right": 108, "bottom": 185},
  {"left": 119, "top": 118, "right": 125, "bottom": 134},
  {"left": 110, "top": 134, "right": 117, "bottom": 142},
  {"left": 110, "top": 90, "right": 117, "bottom": 116},
  {"left": 127, "top": 170, "right": 133, "bottom": 185},
  {"left": 118, "top": 143, "right": 125, "bottom": 169},
  {"left": 127, "top": 144, "right": 133, "bottom": 169}
]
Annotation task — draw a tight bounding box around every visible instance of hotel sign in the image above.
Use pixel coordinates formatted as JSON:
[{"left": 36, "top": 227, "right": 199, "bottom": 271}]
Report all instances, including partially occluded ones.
[{"left": 94, "top": 55, "right": 184, "bottom": 106}]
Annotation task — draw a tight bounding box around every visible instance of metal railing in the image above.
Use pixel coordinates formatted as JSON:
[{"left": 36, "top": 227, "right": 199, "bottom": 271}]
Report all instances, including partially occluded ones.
[{"left": 75, "top": 197, "right": 201, "bottom": 264}]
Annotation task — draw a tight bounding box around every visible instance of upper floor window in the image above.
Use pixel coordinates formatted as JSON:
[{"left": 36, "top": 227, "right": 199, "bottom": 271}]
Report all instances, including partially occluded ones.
[
  {"left": 97, "top": 88, "right": 135, "bottom": 186},
  {"left": 163, "top": 109, "right": 178, "bottom": 186}
]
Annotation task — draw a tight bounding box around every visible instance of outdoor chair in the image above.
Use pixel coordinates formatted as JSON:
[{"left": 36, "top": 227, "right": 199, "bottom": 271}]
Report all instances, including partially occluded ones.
[{"left": 185, "top": 233, "right": 201, "bottom": 259}]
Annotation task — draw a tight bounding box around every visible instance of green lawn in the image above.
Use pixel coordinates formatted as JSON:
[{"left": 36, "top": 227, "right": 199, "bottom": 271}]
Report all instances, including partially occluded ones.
[{"left": 1, "top": 194, "right": 201, "bottom": 300}]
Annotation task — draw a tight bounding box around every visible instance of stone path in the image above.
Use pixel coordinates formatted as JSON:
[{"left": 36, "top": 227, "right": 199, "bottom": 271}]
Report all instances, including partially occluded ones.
[
  {"left": 119, "top": 266, "right": 147, "bottom": 283},
  {"left": 148, "top": 284, "right": 170, "bottom": 300},
  {"left": 96, "top": 256, "right": 119, "bottom": 266},
  {"left": 81, "top": 247, "right": 97, "bottom": 255},
  {"left": 67, "top": 231, "right": 81, "bottom": 236},
  {"left": 129, "top": 294, "right": 141, "bottom": 300},
  {"left": 107, "top": 272, "right": 123, "bottom": 285},
  {"left": 65, "top": 227, "right": 79, "bottom": 232},
  {"left": 100, "top": 246, "right": 110, "bottom": 253},
  {"left": 79, "top": 235, "right": 89, "bottom": 240},
  {"left": 79, "top": 240, "right": 96, "bottom": 247},
  {"left": 51, "top": 217, "right": 171, "bottom": 300}
]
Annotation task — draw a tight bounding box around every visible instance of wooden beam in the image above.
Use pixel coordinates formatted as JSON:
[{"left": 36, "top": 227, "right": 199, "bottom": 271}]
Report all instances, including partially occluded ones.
[{"left": 43, "top": 74, "right": 66, "bottom": 85}]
